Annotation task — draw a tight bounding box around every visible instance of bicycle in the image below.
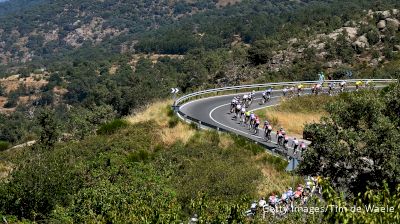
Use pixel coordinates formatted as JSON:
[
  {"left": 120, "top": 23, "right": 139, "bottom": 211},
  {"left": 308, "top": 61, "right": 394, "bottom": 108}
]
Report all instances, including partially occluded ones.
[
  {"left": 264, "top": 130, "right": 272, "bottom": 142},
  {"left": 260, "top": 94, "right": 271, "bottom": 105}
]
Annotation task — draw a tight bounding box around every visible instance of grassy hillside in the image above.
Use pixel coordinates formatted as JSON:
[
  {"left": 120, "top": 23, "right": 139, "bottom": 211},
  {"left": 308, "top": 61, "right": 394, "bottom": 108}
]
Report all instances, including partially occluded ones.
[
  {"left": 0, "top": 100, "right": 296, "bottom": 223},
  {"left": 255, "top": 95, "right": 334, "bottom": 137}
]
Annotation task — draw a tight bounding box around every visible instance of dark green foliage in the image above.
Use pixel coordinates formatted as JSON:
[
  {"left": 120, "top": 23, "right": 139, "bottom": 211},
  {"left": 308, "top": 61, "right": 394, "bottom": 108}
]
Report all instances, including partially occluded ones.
[
  {"left": 3, "top": 91, "right": 18, "bottom": 108},
  {"left": 299, "top": 84, "right": 400, "bottom": 195},
  {"left": 0, "top": 121, "right": 264, "bottom": 222},
  {"left": 248, "top": 40, "right": 275, "bottom": 65},
  {"left": 35, "top": 109, "right": 60, "bottom": 150},
  {"left": 260, "top": 154, "right": 289, "bottom": 171},
  {"left": 0, "top": 141, "right": 9, "bottom": 151},
  {"left": 96, "top": 119, "right": 128, "bottom": 135},
  {"left": 0, "top": 84, "right": 5, "bottom": 96},
  {"left": 168, "top": 115, "right": 179, "bottom": 128}
]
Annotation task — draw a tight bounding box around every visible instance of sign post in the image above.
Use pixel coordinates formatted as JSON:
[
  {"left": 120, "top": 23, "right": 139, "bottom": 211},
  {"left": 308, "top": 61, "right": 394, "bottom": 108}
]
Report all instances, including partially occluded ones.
[{"left": 171, "top": 88, "right": 179, "bottom": 112}]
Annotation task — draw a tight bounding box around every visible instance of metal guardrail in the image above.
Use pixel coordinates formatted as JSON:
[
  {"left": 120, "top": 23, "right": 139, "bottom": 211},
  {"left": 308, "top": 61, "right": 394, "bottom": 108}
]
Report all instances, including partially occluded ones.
[
  {"left": 174, "top": 79, "right": 397, "bottom": 106},
  {"left": 174, "top": 79, "right": 397, "bottom": 162}
]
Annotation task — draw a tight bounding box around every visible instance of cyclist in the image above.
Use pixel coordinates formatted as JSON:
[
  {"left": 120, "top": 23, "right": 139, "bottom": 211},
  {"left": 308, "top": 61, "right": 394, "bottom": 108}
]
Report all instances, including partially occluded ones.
[
  {"left": 230, "top": 97, "right": 238, "bottom": 113},
  {"left": 286, "top": 187, "right": 294, "bottom": 200},
  {"left": 315, "top": 83, "right": 322, "bottom": 95},
  {"left": 258, "top": 197, "right": 267, "bottom": 208},
  {"left": 297, "top": 84, "right": 303, "bottom": 96},
  {"left": 355, "top": 80, "right": 363, "bottom": 91},
  {"left": 292, "top": 137, "right": 299, "bottom": 154},
  {"left": 254, "top": 116, "right": 261, "bottom": 134},
  {"left": 244, "top": 111, "right": 251, "bottom": 125},
  {"left": 264, "top": 121, "right": 273, "bottom": 141},
  {"left": 234, "top": 103, "right": 242, "bottom": 119},
  {"left": 340, "top": 81, "right": 346, "bottom": 92},
  {"left": 283, "top": 133, "right": 289, "bottom": 150},
  {"left": 268, "top": 193, "right": 278, "bottom": 209},
  {"left": 282, "top": 86, "right": 288, "bottom": 97},
  {"left": 311, "top": 84, "right": 317, "bottom": 95},
  {"left": 276, "top": 128, "right": 285, "bottom": 146},
  {"left": 328, "top": 82, "right": 335, "bottom": 96},
  {"left": 247, "top": 90, "right": 256, "bottom": 106},
  {"left": 240, "top": 106, "right": 246, "bottom": 124},
  {"left": 262, "top": 87, "right": 272, "bottom": 104},
  {"left": 249, "top": 112, "right": 256, "bottom": 129},
  {"left": 294, "top": 185, "right": 303, "bottom": 201},
  {"left": 300, "top": 141, "right": 307, "bottom": 154},
  {"left": 243, "top": 94, "right": 249, "bottom": 105}
]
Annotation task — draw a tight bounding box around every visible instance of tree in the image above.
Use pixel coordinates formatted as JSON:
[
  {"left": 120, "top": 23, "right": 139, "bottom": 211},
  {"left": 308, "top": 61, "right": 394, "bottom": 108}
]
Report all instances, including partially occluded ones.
[
  {"left": 247, "top": 39, "right": 275, "bottom": 65},
  {"left": 0, "top": 84, "right": 5, "bottom": 96},
  {"left": 35, "top": 109, "right": 60, "bottom": 150},
  {"left": 299, "top": 85, "right": 400, "bottom": 195}
]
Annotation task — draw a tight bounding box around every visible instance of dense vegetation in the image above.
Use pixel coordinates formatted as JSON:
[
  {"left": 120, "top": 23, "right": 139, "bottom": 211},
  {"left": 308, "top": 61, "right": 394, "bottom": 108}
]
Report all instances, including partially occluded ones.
[
  {"left": 1, "top": 0, "right": 400, "bottom": 222},
  {"left": 300, "top": 82, "right": 400, "bottom": 196},
  {"left": 0, "top": 110, "right": 292, "bottom": 222}
]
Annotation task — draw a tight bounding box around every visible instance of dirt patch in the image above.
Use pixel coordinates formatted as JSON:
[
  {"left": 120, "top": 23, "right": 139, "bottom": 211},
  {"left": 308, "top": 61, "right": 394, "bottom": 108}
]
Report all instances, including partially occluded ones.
[
  {"left": 0, "top": 74, "right": 48, "bottom": 94},
  {"left": 0, "top": 161, "right": 13, "bottom": 180},
  {"left": 217, "top": 0, "right": 241, "bottom": 7}
]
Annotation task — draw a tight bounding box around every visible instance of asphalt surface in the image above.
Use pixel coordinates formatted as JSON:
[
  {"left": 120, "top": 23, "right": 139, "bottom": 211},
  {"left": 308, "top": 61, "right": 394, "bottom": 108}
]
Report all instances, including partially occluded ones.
[{"left": 179, "top": 89, "right": 313, "bottom": 161}]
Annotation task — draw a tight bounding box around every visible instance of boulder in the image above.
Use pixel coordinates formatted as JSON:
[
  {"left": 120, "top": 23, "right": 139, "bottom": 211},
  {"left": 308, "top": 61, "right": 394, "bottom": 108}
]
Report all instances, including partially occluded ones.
[
  {"left": 386, "top": 18, "right": 400, "bottom": 30},
  {"left": 394, "top": 45, "right": 400, "bottom": 51},
  {"left": 377, "top": 20, "right": 386, "bottom": 29},
  {"left": 392, "top": 9, "right": 399, "bottom": 15},
  {"left": 376, "top": 10, "right": 391, "bottom": 19},
  {"left": 352, "top": 35, "right": 369, "bottom": 49}
]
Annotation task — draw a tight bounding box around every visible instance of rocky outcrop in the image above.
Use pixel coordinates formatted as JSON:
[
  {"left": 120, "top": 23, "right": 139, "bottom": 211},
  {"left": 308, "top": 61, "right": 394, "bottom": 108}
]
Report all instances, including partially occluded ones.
[
  {"left": 353, "top": 35, "right": 369, "bottom": 49},
  {"left": 377, "top": 20, "right": 386, "bottom": 30},
  {"left": 386, "top": 18, "right": 400, "bottom": 30}
]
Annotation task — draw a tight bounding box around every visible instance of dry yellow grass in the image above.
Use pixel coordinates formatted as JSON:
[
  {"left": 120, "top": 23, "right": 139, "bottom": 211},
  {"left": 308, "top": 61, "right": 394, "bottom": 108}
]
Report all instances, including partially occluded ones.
[
  {"left": 126, "top": 100, "right": 301, "bottom": 195},
  {"left": 0, "top": 161, "right": 13, "bottom": 180},
  {"left": 218, "top": 133, "right": 235, "bottom": 149},
  {"left": 125, "top": 100, "right": 195, "bottom": 146},
  {"left": 254, "top": 154, "right": 303, "bottom": 196},
  {"left": 256, "top": 109, "right": 325, "bottom": 138}
]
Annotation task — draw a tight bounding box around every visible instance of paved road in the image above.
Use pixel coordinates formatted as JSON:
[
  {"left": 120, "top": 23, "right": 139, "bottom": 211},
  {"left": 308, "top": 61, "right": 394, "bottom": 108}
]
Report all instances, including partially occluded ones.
[{"left": 179, "top": 89, "right": 314, "bottom": 161}]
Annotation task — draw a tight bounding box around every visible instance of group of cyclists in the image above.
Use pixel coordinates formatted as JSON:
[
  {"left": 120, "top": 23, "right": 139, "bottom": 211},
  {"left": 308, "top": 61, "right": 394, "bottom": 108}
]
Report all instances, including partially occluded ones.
[
  {"left": 229, "top": 93, "right": 307, "bottom": 154},
  {"left": 246, "top": 176, "right": 322, "bottom": 218}
]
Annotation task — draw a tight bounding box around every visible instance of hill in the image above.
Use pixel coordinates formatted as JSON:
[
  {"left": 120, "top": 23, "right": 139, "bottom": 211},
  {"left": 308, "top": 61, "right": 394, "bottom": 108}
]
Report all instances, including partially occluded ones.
[{"left": 0, "top": 100, "right": 296, "bottom": 223}]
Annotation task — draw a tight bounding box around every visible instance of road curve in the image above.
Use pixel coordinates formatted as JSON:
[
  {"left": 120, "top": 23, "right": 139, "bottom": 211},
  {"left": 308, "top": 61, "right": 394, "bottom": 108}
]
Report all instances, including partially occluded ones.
[
  {"left": 179, "top": 89, "right": 311, "bottom": 162},
  {"left": 176, "top": 80, "right": 396, "bottom": 169}
]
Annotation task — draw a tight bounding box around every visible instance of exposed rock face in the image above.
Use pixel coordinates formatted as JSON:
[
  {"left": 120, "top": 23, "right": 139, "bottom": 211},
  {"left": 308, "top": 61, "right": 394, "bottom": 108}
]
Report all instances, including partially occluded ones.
[
  {"left": 386, "top": 18, "right": 400, "bottom": 30},
  {"left": 377, "top": 20, "right": 386, "bottom": 29},
  {"left": 376, "top": 10, "right": 391, "bottom": 19},
  {"left": 353, "top": 35, "right": 369, "bottom": 49}
]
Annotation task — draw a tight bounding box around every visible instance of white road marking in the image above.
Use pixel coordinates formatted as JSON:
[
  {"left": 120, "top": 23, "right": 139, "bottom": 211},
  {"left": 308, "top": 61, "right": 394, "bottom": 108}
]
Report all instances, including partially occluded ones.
[{"left": 209, "top": 97, "right": 281, "bottom": 144}]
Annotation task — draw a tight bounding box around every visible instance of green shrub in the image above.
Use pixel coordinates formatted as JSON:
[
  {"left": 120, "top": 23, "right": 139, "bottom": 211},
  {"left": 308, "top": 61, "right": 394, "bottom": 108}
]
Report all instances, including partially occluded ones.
[
  {"left": 97, "top": 119, "right": 128, "bottom": 135},
  {"left": 128, "top": 150, "right": 151, "bottom": 163},
  {"left": 168, "top": 116, "right": 179, "bottom": 128},
  {"left": 166, "top": 105, "right": 175, "bottom": 117},
  {"left": 189, "top": 122, "right": 200, "bottom": 130},
  {"left": 0, "top": 141, "right": 10, "bottom": 151},
  {"left": 260, "top": 154, "right": 289, "bottom": 171}
]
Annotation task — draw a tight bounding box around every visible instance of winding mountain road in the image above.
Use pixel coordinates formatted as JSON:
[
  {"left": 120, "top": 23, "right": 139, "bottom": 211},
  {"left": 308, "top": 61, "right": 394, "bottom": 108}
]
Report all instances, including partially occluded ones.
[
  {"left": 179, "top": 89, "right": 309, "bottom": 163},
  {"left": 176, "top": 80, "right": 396, "bottom": 169}
]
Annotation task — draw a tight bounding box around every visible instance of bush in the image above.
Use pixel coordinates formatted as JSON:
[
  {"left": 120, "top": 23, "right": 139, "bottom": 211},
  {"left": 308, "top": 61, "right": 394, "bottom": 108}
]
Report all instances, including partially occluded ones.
[
  {"left": 260, "top": 154, "right": 289, "bottom": 171},
  {"left": 128, "top": 150, "right": 151, "bottom": 163},
  {"left": 0, "top": 141, "right": 10, "bottom": 151},
  {"left": 168, "top": 116, "right": 179, "bottom": 128},
  {"left": 97, "top": 119, "right": 128, "bottom": 135}
]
